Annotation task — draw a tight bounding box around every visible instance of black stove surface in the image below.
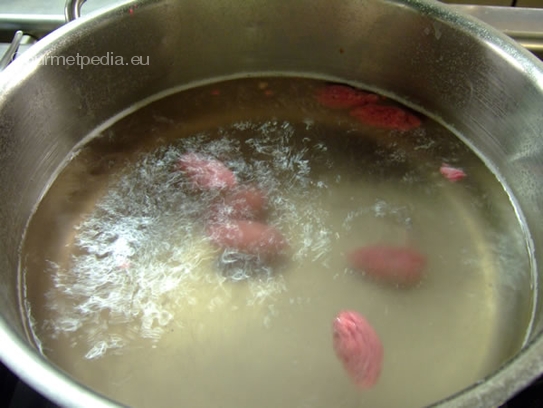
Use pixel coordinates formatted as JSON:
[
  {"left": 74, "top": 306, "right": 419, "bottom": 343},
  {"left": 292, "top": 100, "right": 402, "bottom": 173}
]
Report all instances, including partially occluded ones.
[{"left": 1, "top": 361, "right": 58, "bottom": 408}]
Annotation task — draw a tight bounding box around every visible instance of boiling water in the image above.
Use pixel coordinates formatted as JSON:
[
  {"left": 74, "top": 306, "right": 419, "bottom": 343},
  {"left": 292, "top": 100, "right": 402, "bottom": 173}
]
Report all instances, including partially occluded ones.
[{"left": 21, "top": 78, "right": 533, "bottom": 408}]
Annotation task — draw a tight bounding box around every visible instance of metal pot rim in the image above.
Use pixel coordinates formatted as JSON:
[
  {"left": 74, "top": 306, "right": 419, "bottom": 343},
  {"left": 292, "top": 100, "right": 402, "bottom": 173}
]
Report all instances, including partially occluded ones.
[{"left": 0, "top": 1, "right": 541, "bottom": 407}]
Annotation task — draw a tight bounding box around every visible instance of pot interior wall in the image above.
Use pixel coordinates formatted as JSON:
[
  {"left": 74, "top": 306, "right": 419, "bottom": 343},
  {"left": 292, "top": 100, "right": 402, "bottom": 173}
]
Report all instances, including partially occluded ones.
[{"left": 0, "top": 0, "right": 543, "bottom": 407}]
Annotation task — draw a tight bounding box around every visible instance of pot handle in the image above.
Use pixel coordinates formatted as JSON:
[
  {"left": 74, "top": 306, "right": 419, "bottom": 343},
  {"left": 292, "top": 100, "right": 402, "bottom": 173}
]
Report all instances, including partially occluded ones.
[
  {"left": 0, "top": 31, "right": 24, "bottom": 71},
  {"left": 65, "top": 0, "right": 87, "bottom": 22},
  {"left": 0, "top": 0, "right": 84, "bottom": 71}
]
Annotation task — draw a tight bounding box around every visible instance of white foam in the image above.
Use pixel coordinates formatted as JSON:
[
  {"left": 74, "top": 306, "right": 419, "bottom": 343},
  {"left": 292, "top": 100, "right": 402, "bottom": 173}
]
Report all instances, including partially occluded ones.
[{"left": 44, "top": 120, "right": 336, "bottom": 359}]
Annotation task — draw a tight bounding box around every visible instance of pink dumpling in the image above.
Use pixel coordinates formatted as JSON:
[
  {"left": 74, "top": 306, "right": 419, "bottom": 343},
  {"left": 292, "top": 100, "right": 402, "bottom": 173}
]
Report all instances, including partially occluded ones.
[
  {"left": 347, "top": 245, "right": 426, "bottom": 286},
  {"left": 439, "top": 163, "right": 467, "bottom": 182},
  {"left": 211, "top": 186, "right": 268, "bottom": 221},
  {"left": 207, "top": 220, "right": 288, "bottom": 258},
  {"left": 315, "top": 85, "right": 380, "bottom": 109},
  {"left": 333, "top": 310, "right": 383, "bottom": 389},
  {"left": 176, "top": 153, "right": 237, "bottom": 190},
  {"left": 350, "top": 104, "right": 421, "bottom": 131}
]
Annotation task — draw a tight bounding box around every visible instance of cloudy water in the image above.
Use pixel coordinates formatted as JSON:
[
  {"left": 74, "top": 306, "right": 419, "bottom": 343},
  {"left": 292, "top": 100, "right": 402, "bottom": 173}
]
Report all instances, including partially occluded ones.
[{"left": 21, "top": 77, "right": 533, "bottom": 408}]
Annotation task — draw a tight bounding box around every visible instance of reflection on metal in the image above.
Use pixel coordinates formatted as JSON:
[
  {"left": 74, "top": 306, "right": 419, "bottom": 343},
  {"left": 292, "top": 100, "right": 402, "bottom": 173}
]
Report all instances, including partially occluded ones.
[
  {"left": 452, "top": 5, "right": 543, "bottom": 58},
  {"left": 0, "top": 6, "right": 541, "bottom": 58}
]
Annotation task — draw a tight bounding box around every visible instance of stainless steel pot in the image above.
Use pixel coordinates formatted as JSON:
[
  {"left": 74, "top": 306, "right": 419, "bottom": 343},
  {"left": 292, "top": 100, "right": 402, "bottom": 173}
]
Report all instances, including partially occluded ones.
[{"left": 1, "top": 0, "right": 543, "bottom": 406}]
